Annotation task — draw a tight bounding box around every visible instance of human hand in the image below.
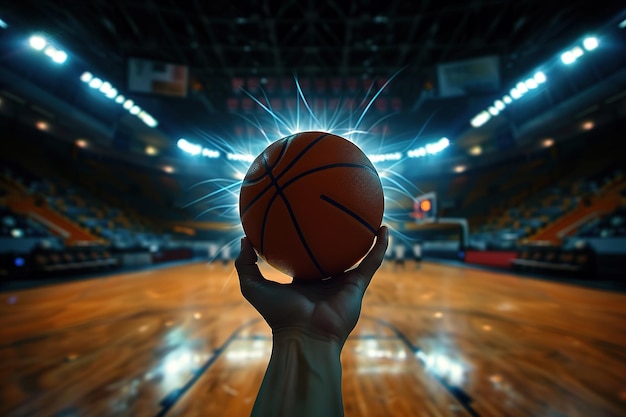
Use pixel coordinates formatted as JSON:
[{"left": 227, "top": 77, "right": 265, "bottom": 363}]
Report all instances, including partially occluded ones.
[{"left": 235, "top": 226, "right": 389, "bottom": 345}]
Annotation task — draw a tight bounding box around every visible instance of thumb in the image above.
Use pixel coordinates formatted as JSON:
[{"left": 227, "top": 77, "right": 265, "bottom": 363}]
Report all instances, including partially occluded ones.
[
  {"left": 349, "top": 226, "right": 389, "bottom": 289},
  {"left": 234, "top": 237, "right": 269, "bottom": 299}
]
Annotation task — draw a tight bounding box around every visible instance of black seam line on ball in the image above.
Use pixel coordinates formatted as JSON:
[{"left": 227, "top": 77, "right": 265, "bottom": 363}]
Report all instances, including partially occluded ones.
[
  {"left": 240, "top": 133, "right": 329, "bottom": 216},
  {"left": 319, "top": 194, "right": 378, "bottom": 235},
  {"left": 261, "top": 155, "right": 328, "bottom": 278},
  {"left": 280, "top": 163, "right": 377, "bottom": 191},
  {"left": 242, "top": 139, "right": 290, "bottom": 186},
  {"left": 274, "top": 133, "right": 330, "bottom": 182}
]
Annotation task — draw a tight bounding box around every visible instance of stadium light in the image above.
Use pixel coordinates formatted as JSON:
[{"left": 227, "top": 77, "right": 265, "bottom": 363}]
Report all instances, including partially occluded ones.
[
  {"left": 79, "top": 70, "right": 159, "bottom": 128},
  {"left": 80, "top": 72, "right": 93, "bottom": 83},
  {"left": 409, "top": 137, "right": 450, "bottom": 158},
  {"left": 561, "top": 51, "right": 576, "bottom": 65},
  {"left": 533, "top": 71, "right": 547, "bottom": 84},
  {"left": 178, "top": 138, "right": 218, "bottom": 157},
  {"left": 51, "top": 49, "right": 67, "bottom": 64},
  {"left": 502, "top": 95, "right": 512, "bottom": 104},
  {"left": 470, "top": 111, "right": 491, "bottom": 128},
  {"left": 572, "top": 46, "right": 584, "bottom": 59},
  {"left": 510, "top": 87, "right": 521, "bottom": 100},
  {"left": 488, "top": 106, "right": 499, "bottom": 116},
  {"left": 88, "top": 78, "right": 103, "bottom": 89},
  {"left": 99, "top": 82, "right": 112, "bottom": 94},
  {"left": 494, "top": 100, "right": 505, "bottom": 110},
  {"left": 178, "top": 138, "right": 201, "bottom": 155},
  {"left": 29, "top": 35, "right": 46, "bottom": 50},
  {"left": 202, "top": 149, "right": 220, "bottom": 158},
  {"left": 582, "top": 36, "right": 599, "bottom": 51},
  {"left": 368, "top": 152, "right": 402, "bottom": 163},
  {"left": 227, "top": 153, "right": 255, "bottom": 162},
  {"left": 29, "top": 34, "right": 68, "bottom": 63},
  {"left": 524, "top": 78, "right": 538, "bottom": 89}
]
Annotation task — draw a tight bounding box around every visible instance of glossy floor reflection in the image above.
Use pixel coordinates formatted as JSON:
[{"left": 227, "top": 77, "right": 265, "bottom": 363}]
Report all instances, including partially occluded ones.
[{"left": 1, "top": 260, "right": 625, "bottom": 417}]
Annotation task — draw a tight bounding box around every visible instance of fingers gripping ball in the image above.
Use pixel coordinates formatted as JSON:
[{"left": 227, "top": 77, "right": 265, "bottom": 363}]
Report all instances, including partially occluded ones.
[{"left": 239, "top": 131, "right": 385, "bottom": 281}]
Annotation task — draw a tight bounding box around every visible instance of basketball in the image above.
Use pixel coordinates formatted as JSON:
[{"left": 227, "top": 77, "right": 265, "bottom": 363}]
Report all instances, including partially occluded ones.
[{"left": 239, "top": 131, "right": 385, "bottom": 280}]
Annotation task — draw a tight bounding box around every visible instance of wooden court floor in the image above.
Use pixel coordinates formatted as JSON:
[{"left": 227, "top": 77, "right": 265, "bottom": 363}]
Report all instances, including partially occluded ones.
[{"left": 1, "top": 259, "right": 626, "bottom": 417}]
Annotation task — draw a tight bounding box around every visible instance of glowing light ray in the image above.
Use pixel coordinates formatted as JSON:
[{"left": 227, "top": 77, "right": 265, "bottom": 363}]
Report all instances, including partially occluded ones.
[
  {"left": 366, "top": 113, "right": 400, "bottom": 153},
  {"left": 328, "top": 99, "right": 346, "bottom": 130},
  {"left": 257, "top": 87, "right": 286, "bottom": 136},
  {"left": 382, "top": 192, "right": 414, "bottom": 209},
  {"left": 398, "top": 109, "right": 440, "bottom": 155},
  {"left": 241, "top": 87, "right": 292, "bottom": 132},
  {"left": 382, "top": 178, "right": 423, "bottom": 201},
  {"left": 185, "top": 178, "right": 241, "bottom": 192},
  {"left": 383, "top": 215, "right": 410, "bottom": 223},
  {"left": 354, "top": 68, "right": 405, "bottom": 132},
  {"left": 232, "top": 114, "right": 275, "bottom": 146},
  {"left": 358, "top": 79, "right": 377, "bottom": 110},
  {"left": 192, "top": 130, "right": 248, "bottom": 157},
  {"left": 183, "top": 182, "right": 241, "bottom": 208},
  {"left": 383, "top": 170, "right": 423, "bottom": 194},
  {"left": 194, "top": 204, "right": 240, "bottom": 220},
  {"left": 294, "top": 75, "right": 322, "bottom": 128}
]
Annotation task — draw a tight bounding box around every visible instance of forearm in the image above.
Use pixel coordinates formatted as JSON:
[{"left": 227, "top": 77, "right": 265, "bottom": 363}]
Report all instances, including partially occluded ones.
[{"left": 251, "top": 329, "right": 344, "bottom": 417}]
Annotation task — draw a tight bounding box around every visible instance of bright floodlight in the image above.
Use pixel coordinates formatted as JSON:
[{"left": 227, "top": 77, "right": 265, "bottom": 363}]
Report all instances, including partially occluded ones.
[
  {"left": 177, "top": 139, "right": 201, "bottom": 155},
  {"left": 525, "top": 78, "right": 538, "bottom": 89},
  {"left": 470, "top": 110, "right": 491, "bottom": 128},
  {"left": 80, "top": 72, "right": 93, "bottom": 83},
  {"left": 561, "top": 51, "right": 576, "bottom": 65},
  {"left": 29, "top": 35, "right": 46, "bottom": 50},
  {"left": 494, "top": 100, "right": 505, "bottom": 110},
  {"left": 143, "top": 115, "right": 158, "bottom": 128},
  {"left": 88, "top": 78, "right": 103, "bottom": 89},
  {"left": 488, "top": 106, "right": 499, "bottom": 116},
  {"left": 105, "top": 88, "right": 117, "bottom": 99},
  {"left": 115, "top": 95, "right": 125, "bottom": 103},
  {"left": 572, "top": 46, "right": 584, "bottom": 59},
  {"left": 130, "top": 105, "right": 141, "bottom": 115},
  {"left": 0, "top": 18, "right": 8, "bottom": 29},
  {"left": 516, "top": 81, "right": 528, "bottom": 94},
  {"left": 99, "top": 82, "right": 112, "bottom": 94},
  {"left": 52, "top": 50, "right": 67, "bottom": 64},
  {"left": 510, "top": 87, "right": 521, "bottom": 100},
  {"left": 503, "top": 95, "right": 512, "bottom": 104},
  {"left": 44, "top": 46, "right": 57, "bottom": 58},
  {"left": 123, "top": 99, "right": 134, "bottom": 109},
  {"left": 583, "top": 36, "right": 599, "bottom": 51},
  {"left": 533, "top": 71, "right": 547, "bottom": 84}
]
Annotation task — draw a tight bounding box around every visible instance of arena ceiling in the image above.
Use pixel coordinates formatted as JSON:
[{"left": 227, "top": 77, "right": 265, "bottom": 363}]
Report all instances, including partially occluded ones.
[{"left": 2, "top": 0, "right": 626, "bottom": 159}]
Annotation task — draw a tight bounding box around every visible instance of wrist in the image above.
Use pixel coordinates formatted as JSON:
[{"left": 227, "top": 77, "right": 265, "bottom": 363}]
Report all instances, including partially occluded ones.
[
  {"left": 272, "top": 327, "right": 345, "bottom": 349},
  {"left": 251, "top": 328, "right": 344, "bottom": 417}
]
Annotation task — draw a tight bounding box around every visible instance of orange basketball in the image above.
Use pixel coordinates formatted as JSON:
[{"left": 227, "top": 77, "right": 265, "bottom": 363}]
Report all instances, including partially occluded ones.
[{"left": 239, "top": 131, "right": 385, "bottom": 281}]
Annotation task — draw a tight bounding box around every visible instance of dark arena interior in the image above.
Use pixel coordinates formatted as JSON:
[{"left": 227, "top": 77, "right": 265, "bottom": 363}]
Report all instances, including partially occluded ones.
[{"left": 1, "top": 1, "right": 626, "bottom": 416}]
